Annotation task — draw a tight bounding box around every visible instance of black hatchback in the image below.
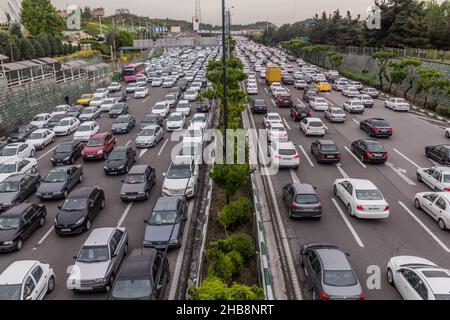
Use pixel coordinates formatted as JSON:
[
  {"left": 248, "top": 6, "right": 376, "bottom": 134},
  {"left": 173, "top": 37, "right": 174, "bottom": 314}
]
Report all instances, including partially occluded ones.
[
  {"left": 197, "top": 98, "right": 211, "bottom": 112},
  {"left": 351, "top": 139, "right": 388, "bottom": 163},
  {"left": 359, "top": 118, "right": 393, "bottom": 138},
  {"left": 311, "top": 140, "right": 341, "bottom": 163},
  {"left": 252, "top": 99, "right": 267, "bottom": 114},
  {"left": 425, "top": 144, "right": 450, "bottom": 165},
  {"left": 283, "top": 183, "right": 322, "bottom": 219},
  {"left": 290, "top": 104, "right": 311, "bottom": 121},
  {"left": 50, "top": 140, "right": 84, "bottom": 166},
  {"left": 0, "top": 203, "right": 47, "bottom": 252},
  {"left": 104, "top": 146, "right": 137, "bottom": 175}
]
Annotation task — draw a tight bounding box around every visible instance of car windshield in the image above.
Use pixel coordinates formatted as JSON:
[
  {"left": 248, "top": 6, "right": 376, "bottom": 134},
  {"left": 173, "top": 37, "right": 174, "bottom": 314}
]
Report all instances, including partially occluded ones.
[
  {"left": 140, "top": 128, "right": 155, "bottom": 136},
  {"left": 55, "top": 144, "right": 73, "bottom": 153},
  {"left": 136, "top": 88, "right": 145, "bottom": 92},
  {"left": 366, "top": 143, "right": 385, "bottom": 152},
  {"left": 0, "top": 164, "right": 16, "bottom": 173},
  {"left": 143, "top": 116, "right": 157, "bottom": 123},
  {"left": 332, "top": 109, "right": 344, "bottom": 114},
  {"left": 373, "top": 121, "right": 390, "bottom": 127},
  {"left": 44, "top": 171, "right": 66, "bottom": 183},
  {"left": 86, "top": 139, "right": 104, "bottom": 147},
  {"left": 54, "top": 106, "right": 66, "bottom": 112},
  {"left": 271, "top": 127, "right": 285, "bottom": 132},
  {"left": 62, "top": 198, "right": 87, "bottom": 211},
  {"left": 29, "top": 132, "right": 43, "bottom": 139},
  {"left": 115, "top": 117, "right": 129, "bottom": 123},
  {"left": 192, "top": 117, "right": 205, "bottom": 123},
  {"left": 355, "top": 189, "right": 383, "bottom": 201},
  {"left": 17, "top": 127, "right": 28, "bottom": 133},
  {"left": 295, "top": 194, "right": 319, "bottom": 204},
  {"left": 315, "top": 99, "right": 327, "bottom": 103},
  {"left": 77, "top": 125, "right": 92, "bottom": 132},
  {"left": 109, "top": 151, "right": 126, "bottom": 161},
  {"left": 0, "top": 181, "right": 19, "bottom": 192},
  {"left": 124, "top": 68, "right": 135, "bottom": 76},
  {"left": 33, "top": 116, "right": 46, "bottom": 121},
  {"left": 254, "top": 100, "right": 266, "bottom": 106},
  {"left": 323, "top": 270, "right": 358, "bottom": 287},
  {"left": 167, "top": 164, "right": 191, "bottom": 179},
  {"left": 0, "top": 284, "right": 21, "bottom": 300},
  {"left": 77, "top": 245, "right": 109, "bottom": 263},
  {"left": 443, "top": 175, "right": 450, "bottom": 183},
  {"left": 278, "top": 149, "right": 296, "bottom": 156},
  {"left": 154, "top": 104, "right": 165, "bottom": 110},
  {"left": 69, "top": 107, "right": 81, "bottom": 112},
  {"left": 92, "top": 97, "right": 102, "bottom": 101},
  {"left": 0, "top": 148, "right": 17, "bottom": 156},
  {"left": 321, "top": 144, "right": 338, "bottom": 152},
  {"left": 177, "top": 102, "right": 189, "bottom": 108},
  {"left": 59, "top": 119, "right": 71, "bottom": 126},
  {"left": 111, "top": 105, "right": 123, "bottom": 111},
  {"left": 149, "top": 210, "right": 178, "bottom": 225},
  {"left": 103, "top": 99, "right": 114, "bottom": 104},
  {"left": 81, "top": 109, "right": 94, "bottom": 114},
  {"left": 179, "top": 145, "right": 200, "bottom": 156},
  {"left": 125, "top": 174, "right": 145, "bottom": 184},
  {"left": 268, "top": 115, "right": 280, "bottom": 120},
  {"left": 81, "top": 95, "right": 91, "bottom": 99},
  {"left": 169, "top": 114, "right": 183, "bottom": 121},
  {"left": 111, "top": 279, "right": 152, "bottom": 299},
  {"left": 0, "top": 216, "right": 20, "bottom": 230}
]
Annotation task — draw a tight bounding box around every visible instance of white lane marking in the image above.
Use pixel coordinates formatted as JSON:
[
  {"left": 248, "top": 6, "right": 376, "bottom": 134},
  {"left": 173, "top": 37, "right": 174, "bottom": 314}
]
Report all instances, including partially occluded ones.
[
  {"left": 331, "top": 198, "right": 365, "bottom": 247},
  {"left": 323, "top": 123, "right": 328, "bottom": 130},
  {"left": 385, "top": 161, "right": 416, "bottom": 185},
  {"left": 336, "top": 163, "right": 349, "bottom": 178},
  {"left": 298, "top": 145, "right": 314, "bottom": 167},
  {"left": 398, "top": 201, "right": 450, "bottom": 253},
  {"left": 258, "top": 78, "right": 262, "bottom": 83},
  {"left": 157, "top": 139, "right": 168, "bottom": 156},
  {"left": 285, "top": 87, "right": 290, "bottom": 92},
  {"left": 393, "top": 148, "right": 420, "bottom": 169},
  {"left": 323, "top": 97, "right": 335, "bottom": 106},
  {"left": 169, "top": 200, "right": 195, "bottom": 299},
  {"left": 271, "top": 99, "right": 276, "bottom": 106},
  {"left": 125, "top": 140, "right": 131, "bottom": 146},
  {"left": 142, "top": 96, "right": 150, "bottom": 103},
  {"left": 117, "top": 202, "right": 133, "bottom": 227},
  {"left": 296, "top": 98, "right": 304, "bottom": 105},
  {"left": 37, "top": 146, "right": 57, "bottom": 161},
  {"left": 325, "top": 92, "right": 330, "bottom": 95},
  {"left": 344, "top": 146, "right": 367, "bottom": 168},
  {"left": 290, "top": 169, "right": 300, "bottom": 183},
  {"left": 34, "top": 226, "right": 54, "bottom": 249},
  {"left": 283, "top": 118, "right": 291, "bottom": 130},
  {"left": 139, "top": 149, "right": 148, "bottom": 158},
  {"left": 264, "top": 87, "right": 268, "bottom": 94},
  {"left": 352, "top": 119, "right": 360, "bottom": 125}
]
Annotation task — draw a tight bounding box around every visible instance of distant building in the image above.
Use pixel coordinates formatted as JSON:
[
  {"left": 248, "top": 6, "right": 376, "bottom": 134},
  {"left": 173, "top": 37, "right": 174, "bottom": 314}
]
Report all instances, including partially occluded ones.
[
  {"left": 91, "top": 7, "right": 104, "bottom": 17},
  {"left": 57, "top": 9, "right": 68, "bottom": 18},
  {"left": 170, "top": 26, "right": 181, "bottom": 33},
  {"left": 115, "top": 8, "right": 129, "bottom": 15}
]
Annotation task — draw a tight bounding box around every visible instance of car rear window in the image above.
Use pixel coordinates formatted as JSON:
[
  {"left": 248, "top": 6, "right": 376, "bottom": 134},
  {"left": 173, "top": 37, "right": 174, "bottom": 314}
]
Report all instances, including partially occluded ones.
[
  {"left": 373, "top": 120, "right": 390, "bottom": 127},
  {"left": 295, "top": 194, "right": 319, "bottom": 204},
  {"left": 279, "top": 149, "right": 296, "bottom": 156},
  {"left": 321, "top": 144, "right": 338, "bottom": 152},
  {"left": 355, "top": 189, "right": 383, "bottom": 200},
  {"left": 323, "top": 270, "right": 358, "bottom": 287},
  {"left": 366, "top": 143, "right": 385, "bottom": 152}
]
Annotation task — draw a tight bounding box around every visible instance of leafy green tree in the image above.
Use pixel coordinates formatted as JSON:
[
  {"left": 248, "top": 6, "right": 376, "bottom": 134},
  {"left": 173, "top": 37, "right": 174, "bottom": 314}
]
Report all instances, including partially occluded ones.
[
  {"left": 190, "top": 277, "right": 265, "bottom": 300},
  {"left": 47, "top": 35, "right": 60, "bottom": 56},
  {"left": 32, "top": 40, "right": 45, "bottom": 58},
  {"left": 0, "top": 33, "right": 11, "bottom": 57},
  {"left": 399, "top": 59, "right": 422, "bottom": 99},
  {"left": 19, "top": 38, "right": 36, "bottom": 59},
  {"left": 20, "top": 0, "right": 65, "bottom": 36},
  {"left": 106, "top": 30, "right": 134, "bottom": 48},
  {"left": 10, "top": 22, "right": 22, "bottom": 38},
  {"left": 326, "top": 51, "right": 343, "bottom": 70},
  {"left": 81, "top": 6, "right": 92, "bottom": 19},
  {"left": 416, "top": 69, "right": 444, "bottom": 108},
  {"left": 372, "top": 51, "right": 396, "bottom": 90},
  {"left": 36, "top": 33, "right": 51, "bottom": 56},
  {"left": 211, "top": 164, "right": 251, "bottom": 203},
  {"left": 8, "top": 38, "right": 21, "bottom": 61}
]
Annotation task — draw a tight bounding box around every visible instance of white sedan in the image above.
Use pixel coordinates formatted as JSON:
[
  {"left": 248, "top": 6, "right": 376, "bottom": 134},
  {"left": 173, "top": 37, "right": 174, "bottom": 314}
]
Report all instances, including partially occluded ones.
[
  {"left": 387, "top": 256, "right": 450, "bottom": 300},
  {"left": 79, "top": 107, "right": 101, "bottom": 122},
  {"left": 73, "top": 121, "right": 100, "bottom": 142},
  {"left": 267, "top": 123, "right": 288, "bottom": 142},
  {"left": 333, "top": 178, "right": 390, "bottom": 219},
  {"left": 343, "top": 99, "right": 365, "bottom": 114},
  {"left": 26, "top": 129, "right": 55, "bottom": 150},
  {"left": 0, "top": 158, "right": 38, "bottom": 183},
  {"left": 385, "top": 97, "right": 410, "bottom": 111},
  {"left": 51, "top": 104, "right": 70, "bottom": 117},
  {"left": 30, "top": 113, "right": 51, "bottom": 129},
  {"left": 416, "top": 166, "right": 450, "bottom": 191},
  {"left": 342, "top": 86, "right": 360, "bottom": 97},
  {"left": 184, "top": 89, "right": 198, "bottom": 101},
  {"left": 0, "top": 143, "right": 35, "bottom": 164},
  {"left": 183, "top": 126, "right": 204, "bottom": 145},
  {"left": 107, "top": 82, "right": 121, "bottom": 92},
  {"left": 166, "top": 112, "right": 185, "bottom": 131},
  {"left": 300, "top": 117, "right": 326, "bottom": 136},
  {"left": 246, "top": 85, "right": 258, "bottom": 95},
  {"left": 53, "top": 117, "right": 80, "bottom": 136},
  {"left": 263, "top": 113, "right": 283, "bottom": 127},
  {"left": 191, "top": 113, "right": 208, "bottom": 131},
  {"left": 100, "top": 98, "right": 120, "bottom": 112},
  {"left": 151, "top": 102, "right": 170, "bottom": 118},
  {"left": 414, "top": 192, "right": 450, "bottom": 230},
  {"left": 175, "top": 100, "right": 192, "bottom": 116},
  {"left": 89, "top": 94, "right": 107, "bottom": 107},
  {"left": 0, "top": 260, "right": 55, "bottom": 300},
  {"left": 309, "top": 97, "right": 329, "bottom": 111},
  {"left": 134, "top": 86, "right": 149, "bottom": 98},
  {"left": 151, "top": 78, "right": 163, "bottom": 87}
]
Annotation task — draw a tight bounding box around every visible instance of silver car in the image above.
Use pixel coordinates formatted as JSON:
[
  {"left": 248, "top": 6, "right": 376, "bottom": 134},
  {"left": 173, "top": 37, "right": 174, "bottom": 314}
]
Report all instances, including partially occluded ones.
[
  {"left": 135, "top": 125, "right": 164, "bottom": 148},
  {"left": 325, "top": 107, "right": 346, "bottom": 123},
  {"left": 67, "top": 227, "right": 128, "bottom": 292}
]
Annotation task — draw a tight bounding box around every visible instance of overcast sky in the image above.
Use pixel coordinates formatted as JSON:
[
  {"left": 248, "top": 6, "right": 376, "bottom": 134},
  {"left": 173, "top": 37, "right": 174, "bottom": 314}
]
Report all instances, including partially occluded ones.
[{"left": 50, "top": 0, "right": 442, "bottom": 26}]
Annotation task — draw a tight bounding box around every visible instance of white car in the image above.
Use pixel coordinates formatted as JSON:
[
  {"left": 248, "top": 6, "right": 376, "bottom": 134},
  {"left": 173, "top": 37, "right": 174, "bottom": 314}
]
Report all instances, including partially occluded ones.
[
  {"left": 184, "top": 89, "right": 198, "bottom": 101},
  {"left": 183, "top": 126, "right": 203, "bottom": 145},
  {"left": 309, "top": 97, "right": 329, "bottom": 111},
  {"left": 162, "top": 156, "right": 199, "bottom": 199},
  {"left": 247, "top": 84, "right": 258, "bottom": 95},
  {"left": 26, "top": 129, "right": 55, "bottom": 150},
  {"left": 267, "top": 123, "right": 288, "bottom": 142},
  {"left": 385, "top": 97, "right": 410, "bottom": 111},
  {"left": 386, "top": 256, "right": 450, "bottom": 300},
  {"left": 30, "top": 113, "right": 51, "bottom": 129},
  {"left": 0, "top": 260, "right": 55, "bottom": 300},
  {"left": 100, "top": 98, "right": 120, "bottom": 112},
  {"left": 355, "top": 94, "right": 375, "bottom": 108},
  {"left": 166, "top": 112, "right": 186, "bottom": 131},
  {"left": 89, "top": 94, "right": 107, "bottom": 107},
  {"left": 73, "top": 121, "right": 100, "bottom": 142},
  {"left": 343, "top": 99, "right": 365, "bottom": 114},
  {"left": 0, "top": 158, "right": 38, "bottom": 183},
  {"left": 135, "top": 125, "right": 164, "bottom": 148},
  {"left": 270, "top": 82, "right": 282, "bottom": 93},
  {"left": 414, "top": 192, "right": 450, "bottom": 230},
  {"left": 53, "top": 117, "right": 80, "bottom": 136},
  {"left": 136, "top": 79, "right": 147, "bottom": 87},
  {"left": 126, "top": 83, "right": 138, "bottom": 93},
  {"left": 175, "top": 100, "right": 192, "bottom": 116},
  {"left": 51, "top": 105, "right": 70, "bottom": 117},
  {"left": 79, "top": 107, "right": 101, "bottom": 121},
  {"left": 134, "top": 87, "right": 149, "bottom": 98},
  {"left": 333, "top": 178, "right": 390, "bottom": 219},
  {"left": 342, "top": 86, "right": 360, "bottom": 97},
  {"left": 325, "top": 107, "right": 346, "bottom": 123},
  {"left": 269, "top": 141, "right": 299, "bottom": 169},
  {"left": 272, "top": 87, "right": 289, "bottom": 98},
  {"left": 191, "top": 113, "right": 208, "bottom": 131},
  {"left": 163, "top": 94, "right": 177, "bottom": 108},
  {"left": 263, "top": 113, "right": 283, "bottom": 127},
  {"left": 300, "top": 117, "right": 326, "bottom": 136},
  {"left": 348, "top": 81, "right": 363, "bottom": 90},
  {"left": 151, "top": 78, "right": 163, "bottom": 87},
  {"left": 312, "top": 73, "right": 326, "bottom": 82},
  {"left": 151, "top": 102, "right": 170, "bottom": 118},
  {"left": 0, "top": 143, "right": 35, "bottom": 163},
  {"left": 416, "top": 166, "right": 450, "bottom": 192},
  {"left": 107, "top": 82, "right": 121, "bottom": 92},
  {"left": 94, "top": 88, "right": 109, "bottom": 95}
]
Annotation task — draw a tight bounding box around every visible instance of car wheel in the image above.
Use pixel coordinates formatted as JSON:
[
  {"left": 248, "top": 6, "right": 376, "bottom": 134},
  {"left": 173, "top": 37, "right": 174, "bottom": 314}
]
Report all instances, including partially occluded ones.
[
  {"left": 106, "top": 273, "right": 115, "bottom": 292},
  {"left": 125, "top": 165, "right": 129, "bottom": 173},
  {"left": 416, "top": 173, "right": 423, "bottom": 182},
  {"left": 446, "top": 131, "right": 450, "bottom": 138},
  {"left": 347, "top": 204, "right": 355, "bottom": 217},
  {"left": 333, "top": 185, "right": 338, "bottom": 196},
  {"left": 30, "top": 150, "right": 35, "bottom": 157},
  {"left": 438, "top": 218, "right": 447, "bottom": 230},
  {"left": 70, "top": 157, "right": 75, "bottom": 164},
  {"left": 386, "top": 268, "right": 394, "bottom": 286},
  {"left": 144, "top": 190, "right": 149, "bottom": 200},
  {"left": 66, "top": 130, "right": 70, "bottom": 136},
  {"left": 47, "top": 276, "right": 55, "bottom": 293},
  {"left": 85, "top": 219, "right": 91, "bottom": 231},
  {"left": 31, "top": 166, "right": 36, "bottom": 173},
  {"left": 288, "top": 208, "right": 292, "bottom": 219},
  {"left": 101, "top": 198, "right": 105, "bottom": 209},
  {"left": 39, "top": 216, "right": 46, "bottom": 227},
  {"left": 51, "top": 137, "right": 55, "bottom": 143},
  {"left": 414, "top": 198, "right": 422, "bottom": 209},
  {"left": 16, "top": 239, "right": 23, "bottom": 251},
  {"left": 360, "top": 153, "right": 365, "bottom": 163},
  {"left": 79, "top": 174, "right": 83, "bottom": 182}
]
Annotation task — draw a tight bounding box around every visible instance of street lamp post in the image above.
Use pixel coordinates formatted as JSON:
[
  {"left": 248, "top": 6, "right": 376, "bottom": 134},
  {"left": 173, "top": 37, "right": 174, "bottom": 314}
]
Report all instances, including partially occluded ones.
[{"left": 222, "top": 0, "right": 228, "bottom": 157}]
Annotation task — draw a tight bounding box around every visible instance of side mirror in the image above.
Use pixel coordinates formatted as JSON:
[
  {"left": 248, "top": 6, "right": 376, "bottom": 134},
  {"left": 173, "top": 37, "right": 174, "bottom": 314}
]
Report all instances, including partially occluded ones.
[
  {"left": 57, "top": 204, "right": 62, "bottom": 209},
  {"left": 143, "top": 219, "right": 148, "bottom": 224},
  {"left": 162, "top": 172, "right": 166, "bottom": 177},
  {"left": 73, "top": 255, "right": 77, "bottom": 260},
  {"left": 156, "top": 284, "right": 163, "bottom": 291},
  {"left": 121, "top": 179, "right": 125, "bottom": 183}
]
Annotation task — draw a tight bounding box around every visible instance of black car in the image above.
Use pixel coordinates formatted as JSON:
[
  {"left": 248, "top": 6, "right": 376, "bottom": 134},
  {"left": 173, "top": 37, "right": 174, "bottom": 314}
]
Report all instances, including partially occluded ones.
[
  {"left": 251, "top": 99, "right": 267, "bottom": 114},
  {"left": 282, "top": 75, "right": 295, "bottom": 85},
  {"left": 104, "top": 146, "right": 137, "bottom": 175},
  {"left": 177, "top": 79, "right": 188, "bottom": 91},
  {"left": 0, "top": 203, "right": 47, "bottom": 252},
  {"left": 46, "top": 115, "right": 65, "bottom": 129},
  {"left": 54, "top": 186, "right": 105, "bottom": 235},
  {"left": 66, "top": 105, "right": 83, "bottom": 118},
  {"left": 311, "top": 140, "right": 341, "bottom": 163},
  {"left": 143, "top": 197, "right": 187, "bottom": 249},
  {"left": 109, "top": 103, "right": 129, "bottom": 118},
  {"left": 7, "top": 125, "right": 37, "bottom": 143},
  {"left": 120, "top": 165, "right": 156, "bottom": 201},
  {"left": 140, "top": 114, "right": 164, "bottom": 128},
  {"left": 197, "top": 98, "right": 211, "bottom": 112},
  {"left": 111, "top": 115, "right": 136, "bottom": 134},
  {"left": 50, "top": 140, "right": 84, "bottom": 166},
  {"left": 276, "top": 94, "right": 293, "bottom": 108},
  {"left": 359, "top": 118, "right": 393, "bottom": 137},
  {"left": 290, "top": 104, "right": 311, "bottom": 121},
  {"left": 351, "top": 139, "right": 388, "bottom": 163},
  {"left": 109, "top": 248, "right": 170, "bottom": 300},
  {"left": 425, "top": 144, "right": 450, "bottom": 165},
  {"left": 0, "top": 174, "right": 41, "bottom": 211},
  {"left": 282, "top": 183, "right": 322, "bottom": 219},
  {"left": 0, "top": 141, "right": 5, "bottom": 153},
  {"left": 303, "top": 89, "right": 319, "bottom": 102},
  {"left": 36, "top": 165, "right": 83, "bottom": 200},
  {"left": 109, "top": 91, "right": 127, "bottom": 102}
]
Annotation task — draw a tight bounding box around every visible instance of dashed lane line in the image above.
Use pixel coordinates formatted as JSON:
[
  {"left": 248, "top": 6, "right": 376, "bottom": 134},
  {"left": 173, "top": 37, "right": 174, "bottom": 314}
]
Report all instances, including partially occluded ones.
[
  {"left": 290, "top": 169, "right": 300, "bottom": 183},
  {"left": 385, "top": 161, "right": 416, "bottom": 185},
  {"left": 352, "top": 119, "right": 360, "bottom": 125},
  {"left": 298, "top": 145, "right": 314, "bottom": 167},
  {"left": 283, "top": 118, "right": 291, "bottom": 130},
  {"left": 117, "top": 203, "right": 133, "bottom": 227},
  {"left": 157, "top": 139, "right": 168, "bottom": 156},
  {"left": 37, "top": 146, "right": 57, "bottom": 161},
  {"left": 331, "top": 198, "right": 365, "bottom": 248},
  {"left": 33, "top": 226, "right": 54, "bottom": 250},
  {"left": 393, "top": 148, "right": 420, "bottom": 169},
  {"left": 344, "top": 146, "right": 367, "bottom": 168},
  {"left": 336, "top": 163, "right": 349, "bottom": 178}
]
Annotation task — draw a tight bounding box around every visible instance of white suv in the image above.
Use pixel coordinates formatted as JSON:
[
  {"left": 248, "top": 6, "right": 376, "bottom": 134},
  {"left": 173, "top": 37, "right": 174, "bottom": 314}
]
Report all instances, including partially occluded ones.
[{"left": 162, "top": 156, "right": 199, "bottom": 199}]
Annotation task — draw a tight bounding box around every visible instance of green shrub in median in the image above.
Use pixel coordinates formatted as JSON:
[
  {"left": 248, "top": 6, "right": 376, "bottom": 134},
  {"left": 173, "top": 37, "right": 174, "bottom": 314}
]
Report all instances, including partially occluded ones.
[
  {"left": 210, "top": 233, "right": 255, "bottom": 260},
  {"left": 218, "top": 197, "right": 252, "bottom": 231},
  {"left": 211, "top": 164, "right": 251, "bottom": 203},
  {"left": 190, "top": 277, "right": 265, "bottom": 300},
  {"left": 207, "top": 247, "right": 244, "bottom": 283}
]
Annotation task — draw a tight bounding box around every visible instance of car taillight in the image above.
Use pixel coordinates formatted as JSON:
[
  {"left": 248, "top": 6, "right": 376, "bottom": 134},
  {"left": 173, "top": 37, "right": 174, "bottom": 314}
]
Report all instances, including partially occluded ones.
[
  {"left": 274, "top": 154, "right": 282, "bottom": 159},
  {"left": 444, "top": 188, "right": 450, "bottom": 191},
  {"left": 317, "top": 203, "right": 323, "bottom": 209},
  {"left": 289, "top": 99, "right": 293, "bottom": 104},
  {"left": 307, "top": 125, "right": 311, "bottom": 129},
  {"left": 293, "top": 154, "right": 300, "bottom": 158},
  {"left": 359, "top": 293, "right": 365, "bottom": 300},
  {"left": 319, "top": 154, "right": 325, "bottom": 159},
  {"left": 383, "top": 152, "right": 388, "bottom": 157},
  {"left": 373, "top": 128, "right": 379, "bottom": 133},
  {"left": 356, "top": 205, "right": 364, "bottom": 211},
  {"left": 307, "top": 112, "right": 311, "bottom": 116},
  {"left": 336, "top": 153, "right": 341, "bottom": 158},
  {"left": 277, "top": 98, "right": 283, "bottom": 103},
  {"left": 365, "top": 151, "right": 373, "bottom": 157},
  {"left": 384, "top": 205, "right": 390, "bottom": 211},
  {"left": 319, "top": 291, "right": 330, "bottom": 301}
]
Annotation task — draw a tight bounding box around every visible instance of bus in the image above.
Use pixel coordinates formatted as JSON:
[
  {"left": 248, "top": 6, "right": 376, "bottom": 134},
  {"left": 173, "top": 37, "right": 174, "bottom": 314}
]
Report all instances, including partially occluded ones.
[{"left": 123, "top": 63, "right": 146, "bottom": 82}]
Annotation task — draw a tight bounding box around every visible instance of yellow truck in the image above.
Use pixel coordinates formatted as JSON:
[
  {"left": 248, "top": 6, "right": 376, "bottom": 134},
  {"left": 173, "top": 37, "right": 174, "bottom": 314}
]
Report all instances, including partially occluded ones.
[{"left": 265, "top": 66, "right": 282, "bottom": 85}]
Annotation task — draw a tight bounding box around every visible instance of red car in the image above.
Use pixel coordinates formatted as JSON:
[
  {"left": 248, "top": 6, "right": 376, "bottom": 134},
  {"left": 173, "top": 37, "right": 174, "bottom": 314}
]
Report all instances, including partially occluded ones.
[{"left": 82, "top": 132, "right": 116, "bottom": 160}]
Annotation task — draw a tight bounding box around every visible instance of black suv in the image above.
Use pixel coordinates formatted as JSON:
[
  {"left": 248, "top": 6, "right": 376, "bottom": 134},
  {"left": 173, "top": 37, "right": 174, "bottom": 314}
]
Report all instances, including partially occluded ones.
[
  {"left": 197, "top": 98, "right": 211, "bottom": 112},
  {"left": 359, "top": 118, "right": 393, "bottom": 137},
  {"left": 425, "top": 144, "right": 450, "bottom": 165},
  {"left": 290, "top": 104, "right": 311, "bottom": 121},
  {"left": 50, "top": 140, "right": 84, "bottom": 166},
  {"left": 303, "top": 88, "right": 319, "bottom": 102},
  {"left": 120, "top": 165, "right": 156, "bottom": 201}
]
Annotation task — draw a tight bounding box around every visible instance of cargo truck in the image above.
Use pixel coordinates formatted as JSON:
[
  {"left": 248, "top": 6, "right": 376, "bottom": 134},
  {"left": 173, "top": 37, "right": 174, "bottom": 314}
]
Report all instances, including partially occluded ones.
[{"left": 266, "top": 66, "right": 282, "bottom": 85}]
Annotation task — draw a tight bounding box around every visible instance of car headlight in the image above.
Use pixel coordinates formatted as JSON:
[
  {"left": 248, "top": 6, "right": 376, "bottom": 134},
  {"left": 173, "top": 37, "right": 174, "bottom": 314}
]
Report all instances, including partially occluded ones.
[
  {"left": 118, "top": 165, "right": 125, "bottom": 169},
  {"left": 169, "top": 239, "right": 179, "bottom": 244},
  {"left": 75, "top": 217, "right": 85, "bottom": 225},
  {"left": 3, "top": 241, "right": 13, "bottom": 245},
  {"left": 94, "top": 278, "right": 106, "bottom": 283},
  {"left": 36, "top": 192, "right": 42, "bottom": 197},
  {"left": 63, "top": 156, "right": 70, "bottom": 161},
  {"left": 103, "top": 166, "right": 108, "bottom": 170},
  {"left": 97, "top": 150, "right": 104, "bottom": 155}
]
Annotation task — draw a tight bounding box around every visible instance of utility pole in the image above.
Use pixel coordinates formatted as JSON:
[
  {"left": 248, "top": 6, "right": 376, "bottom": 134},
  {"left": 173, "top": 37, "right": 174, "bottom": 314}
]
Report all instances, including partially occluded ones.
[
  {"left": 222, "top": 0, "right": 228, "bottom": 157},
  {"left": 99, "top": 15, "right": 102, "bottom": 34},
  {"left": 112, "top": 18, "right": 117, "bottom": 72}
]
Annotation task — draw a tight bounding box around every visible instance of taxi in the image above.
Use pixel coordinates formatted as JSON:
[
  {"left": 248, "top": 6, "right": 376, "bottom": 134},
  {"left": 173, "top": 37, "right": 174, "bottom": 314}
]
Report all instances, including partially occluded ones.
[
  {"left": 316, "top": 82, "right": 332, "bottom": 92},
  {"left": 76, "top": 93, "right": 94, "bottom": 106}
]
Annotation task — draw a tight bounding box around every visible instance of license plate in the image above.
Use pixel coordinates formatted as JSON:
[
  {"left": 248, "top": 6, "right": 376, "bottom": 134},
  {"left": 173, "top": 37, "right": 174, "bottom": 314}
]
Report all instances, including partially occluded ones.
[
  {"left": 61, "top": 228, "right": 71, "bottom": 232},
  {"left": 87, "top": 155, "right": 94, "bottom": 158},
  {"left": 327, "top": 155, "right": 335, "bottom": 158},
  {"left": 301, "top": 113, "right": 306, "bottom": 116},
  {"left": 128, "top": 196, "right": 136, "bottom": 199},
  {"left": 79, "top": 287, "right": 93, "bottom": 291}
]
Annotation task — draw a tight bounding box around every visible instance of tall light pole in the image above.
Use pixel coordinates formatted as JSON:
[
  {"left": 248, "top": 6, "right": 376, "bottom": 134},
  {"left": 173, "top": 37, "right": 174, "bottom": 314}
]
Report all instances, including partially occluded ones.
[{"left": 222, "top": 0, "right": 228, "bottom": 157}]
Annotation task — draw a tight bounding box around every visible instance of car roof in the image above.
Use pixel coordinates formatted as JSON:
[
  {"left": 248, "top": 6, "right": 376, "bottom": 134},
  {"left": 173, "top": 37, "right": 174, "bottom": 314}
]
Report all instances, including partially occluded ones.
[
  {"left": 83, "top": 227, "right": 118, "bottom": 246},
  {"left": 1, "top": 203, "right": 33, "bottom": 215},
  {"left": 48, "top": 165, "right": 73, "bottom": 173},
  {"left": 316, "top": 248, "right": 351, "bottom": 271},
  {"left": 67, "top": 187, "right": 96, "bottom": 198},
  {"left": 112, "top": 146, "right": 128, "bottom": 152},
  {"left": 118, "top": 248, "right": 157, "bottom": 278},
  {"left": 347, "top": 178, "right": 377, "bottom": 189},
  {"left": 80, "top": 121, "right": 97, "bottom": 126},
  {"left": 317, "top": 139, "right": 336, "bottom": 145},
  {"left": 1, "top": 173, "right": 30, "bottom": 182},
  {"left": 0, "top": 260, "right": 40, "bottom": 284},
  {"left": 91, "top": 132, "right": 110, "bottom": 139},
  {"left": 128, "top": 165, "right": 149, "bottom": 174},
  {"left": 153, "top": 196, "right": 183, "bottom": 211},
  {"left": 32, "top": 129, "right": 49, "bottom": 133},
  {"left": 4, "top": 143, "right": 26, "bottom": 148},
  {"left": 307, "top": 117, "right": 323, "bottom": 122},
  {"left": 292, "top": 183, "right": 316, "bottom": 194},
  {"left": 274, "top": 141, "right": 295, "bottom": 149}
]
